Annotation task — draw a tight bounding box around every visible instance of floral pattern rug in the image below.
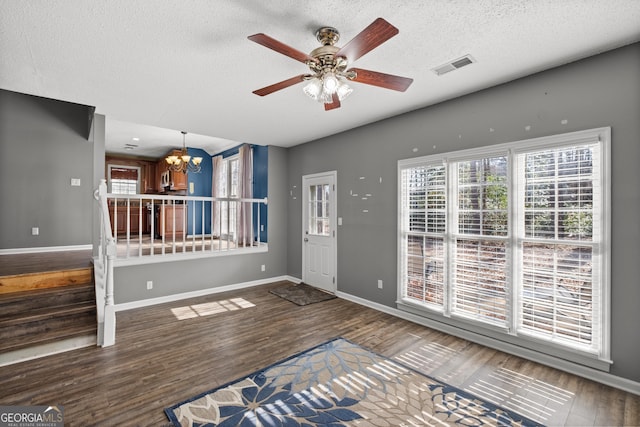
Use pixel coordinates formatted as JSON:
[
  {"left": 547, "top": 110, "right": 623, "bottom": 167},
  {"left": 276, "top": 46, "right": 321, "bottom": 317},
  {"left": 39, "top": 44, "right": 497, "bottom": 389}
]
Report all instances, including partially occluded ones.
[{"left": 165, "top": 338, "right": 543, "bottom": 426}]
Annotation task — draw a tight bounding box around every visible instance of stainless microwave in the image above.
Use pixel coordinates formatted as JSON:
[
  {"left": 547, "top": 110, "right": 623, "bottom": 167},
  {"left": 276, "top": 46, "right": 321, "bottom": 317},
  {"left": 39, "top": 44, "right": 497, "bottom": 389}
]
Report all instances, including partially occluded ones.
[{"left": 160, "top": 170, "right": 170, "bottom": 187}]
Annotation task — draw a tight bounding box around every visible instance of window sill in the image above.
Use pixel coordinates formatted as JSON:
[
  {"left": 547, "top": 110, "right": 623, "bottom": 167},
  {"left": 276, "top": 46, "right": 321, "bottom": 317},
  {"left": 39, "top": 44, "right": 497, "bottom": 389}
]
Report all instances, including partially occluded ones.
[{"left": 397, "top": 300, "right": 612, "bottom": 372}]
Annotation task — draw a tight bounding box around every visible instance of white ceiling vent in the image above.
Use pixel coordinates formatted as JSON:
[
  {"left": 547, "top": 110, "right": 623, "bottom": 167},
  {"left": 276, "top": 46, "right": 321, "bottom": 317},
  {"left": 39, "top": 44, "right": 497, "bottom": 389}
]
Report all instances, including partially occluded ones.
[{"left": 432, "top": 55, "right": 476, "bottom": 76}]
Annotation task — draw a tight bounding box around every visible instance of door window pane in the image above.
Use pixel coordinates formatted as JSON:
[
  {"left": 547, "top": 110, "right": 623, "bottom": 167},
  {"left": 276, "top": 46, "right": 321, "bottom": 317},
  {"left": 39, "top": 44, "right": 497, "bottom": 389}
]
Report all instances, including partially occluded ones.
[{"left": 309, "top": 184, "right": 330, "bottom": 236}]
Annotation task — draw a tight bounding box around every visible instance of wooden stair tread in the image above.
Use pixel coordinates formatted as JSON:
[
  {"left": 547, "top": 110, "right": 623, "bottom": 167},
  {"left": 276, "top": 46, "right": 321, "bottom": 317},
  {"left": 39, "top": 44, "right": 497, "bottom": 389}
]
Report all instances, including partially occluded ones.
[
  {"left": 0, "top": 252, "right": 97, "bottom": 357},
  {"left": 0, "top": 302, "right": 96, "bottom": 326},
  {"left": 0, "top": 249, "right": 93, "bottom": 277},
  {"left": 0, "top": 266, "right": 97, "bottom": 354},
  {"left": 0, "top": 267, "right": 93, "bottom": 294},
  {"left": 0, "top": 323, "right": 96, "bottom": 353},
  {"left": 0, "top": 282, "right": 95, "bottom": 317},
  {"left": 0, "top": 281, "right": 94, "bottom": 297},
  {"left": 0, "top": 281, "right": 93, "bottom": 300}
]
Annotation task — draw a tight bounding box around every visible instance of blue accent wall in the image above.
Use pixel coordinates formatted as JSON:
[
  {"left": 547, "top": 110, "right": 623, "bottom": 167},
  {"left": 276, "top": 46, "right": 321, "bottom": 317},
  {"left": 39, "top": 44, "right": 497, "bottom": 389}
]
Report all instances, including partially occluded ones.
[
  {"left": 186, "top": 147, "right": 212, "bottom": 235},
  {"left": 253, "top": 145, "right": 268, "bottom": 242}
]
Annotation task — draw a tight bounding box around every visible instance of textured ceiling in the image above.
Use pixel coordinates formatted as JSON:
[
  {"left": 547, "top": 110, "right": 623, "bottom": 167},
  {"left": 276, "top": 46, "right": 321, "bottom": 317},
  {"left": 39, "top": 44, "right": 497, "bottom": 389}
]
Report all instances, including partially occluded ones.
[{"left": 1, "top": 0, "right": 639, "bottom": 156}]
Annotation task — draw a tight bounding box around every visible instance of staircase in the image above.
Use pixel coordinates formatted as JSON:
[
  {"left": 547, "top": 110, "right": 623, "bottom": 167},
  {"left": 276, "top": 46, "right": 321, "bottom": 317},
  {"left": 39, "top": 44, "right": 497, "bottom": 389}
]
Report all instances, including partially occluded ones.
[{"left": 0, "top": 253, "right": 97, "bottom": 364}]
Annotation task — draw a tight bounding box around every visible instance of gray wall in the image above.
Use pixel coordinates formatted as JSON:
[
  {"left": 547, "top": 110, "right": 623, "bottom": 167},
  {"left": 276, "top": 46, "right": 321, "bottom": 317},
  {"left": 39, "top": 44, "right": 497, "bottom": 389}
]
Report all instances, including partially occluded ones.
[
  {"left": 286, "top": 43, "right": 640, "bottom": 382},
  {"left": 112, "top": 146, "right": 288, "bottom": 304},
  {"left": 91, "top": 114, "right": 106, "bottom": 257},
  {"left": 0, "top": 90, "right": 95, "bottom": 250}
]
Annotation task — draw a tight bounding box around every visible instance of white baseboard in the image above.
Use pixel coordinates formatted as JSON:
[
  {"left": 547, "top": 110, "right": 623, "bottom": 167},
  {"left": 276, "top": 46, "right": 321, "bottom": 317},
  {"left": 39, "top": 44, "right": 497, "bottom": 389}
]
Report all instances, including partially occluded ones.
[
  {"left": 114, "top": 275, "right": 294, "bottom": 312},
  {"left": 0, "top": 244, "right": 92, "bottom": 255},
  {"left": 336, "top": 290, "right": 640, "bottom": 397}
]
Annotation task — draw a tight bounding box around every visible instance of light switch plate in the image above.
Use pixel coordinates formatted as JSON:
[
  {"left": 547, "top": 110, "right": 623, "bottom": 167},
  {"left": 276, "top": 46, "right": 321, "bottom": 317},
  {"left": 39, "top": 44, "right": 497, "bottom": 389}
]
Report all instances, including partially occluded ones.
[{"left": 71, "top": 178, "right": 81, "bottom": 186}]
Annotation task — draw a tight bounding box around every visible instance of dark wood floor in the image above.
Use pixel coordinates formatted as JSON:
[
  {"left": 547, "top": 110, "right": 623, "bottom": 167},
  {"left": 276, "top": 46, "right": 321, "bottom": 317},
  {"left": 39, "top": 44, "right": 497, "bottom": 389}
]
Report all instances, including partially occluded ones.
[
  {"left": 0, "top": 250, "right": 93, "bottom": 276},
  {"left": 0, "top": 281, "right": 638, "bottom": 426}
]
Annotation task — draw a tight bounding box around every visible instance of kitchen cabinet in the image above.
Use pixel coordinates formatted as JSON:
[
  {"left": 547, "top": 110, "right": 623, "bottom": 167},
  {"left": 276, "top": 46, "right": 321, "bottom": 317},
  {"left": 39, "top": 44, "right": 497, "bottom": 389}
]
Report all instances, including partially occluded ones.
[
  {"left": 156, "top": 203, "right": 186, "bottom": 238},
  {"left": 109, "top": 204, "right": 147, "bottom": 235},
  {"left": 171, "top": 168, "right": 188, "bottom": 190},
  {"left": 109, "top": 206, "right": 127, "bottom": 235},
  {"left": 143, "top": 163, "right": 156, "bottom": 193}
]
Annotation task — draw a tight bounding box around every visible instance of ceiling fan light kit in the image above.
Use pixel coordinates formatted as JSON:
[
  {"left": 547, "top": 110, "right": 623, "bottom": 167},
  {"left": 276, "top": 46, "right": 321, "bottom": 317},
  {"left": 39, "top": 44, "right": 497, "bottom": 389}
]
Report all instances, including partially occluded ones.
[{"left": 248, "top": 18, "right": 413, "bottom": 111}]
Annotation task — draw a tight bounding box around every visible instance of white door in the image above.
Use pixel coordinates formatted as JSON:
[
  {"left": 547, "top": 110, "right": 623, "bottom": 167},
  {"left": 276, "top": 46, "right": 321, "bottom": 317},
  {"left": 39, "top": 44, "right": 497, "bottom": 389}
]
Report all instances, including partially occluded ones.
[{"left": 302, "top": 171, "right": 337, "bottom": 293}]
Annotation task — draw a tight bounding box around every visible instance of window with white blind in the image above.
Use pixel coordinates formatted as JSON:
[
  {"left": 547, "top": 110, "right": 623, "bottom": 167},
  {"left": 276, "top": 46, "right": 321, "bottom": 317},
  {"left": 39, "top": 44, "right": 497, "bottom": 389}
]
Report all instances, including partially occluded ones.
[
  {"left": 398, "top": 127, "right": 610, "bottom": 361},
  {"left": 108, "top": 165, "right": 140, "bottom": 195},
  {"left": 452, "top": 156, "right": 509, "bottom": 327}
]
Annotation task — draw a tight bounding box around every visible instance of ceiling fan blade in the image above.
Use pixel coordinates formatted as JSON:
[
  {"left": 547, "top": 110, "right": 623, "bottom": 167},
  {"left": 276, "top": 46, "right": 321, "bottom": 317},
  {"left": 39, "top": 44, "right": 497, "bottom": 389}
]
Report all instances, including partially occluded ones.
[
  {"left": 347, "top": 68, "right": 413, "bottom": 92},
  {"left": 248, "top": 33, "right": 317, "bottom": 64},
  {"left": 252, "top": 74, "right": 307, "bottom": 96},
  {"left": 324, "top": 93, "right": 341, "bottom": 111},
  {"left": 334, "top": 18, "right": 399, "bottom": 62}
]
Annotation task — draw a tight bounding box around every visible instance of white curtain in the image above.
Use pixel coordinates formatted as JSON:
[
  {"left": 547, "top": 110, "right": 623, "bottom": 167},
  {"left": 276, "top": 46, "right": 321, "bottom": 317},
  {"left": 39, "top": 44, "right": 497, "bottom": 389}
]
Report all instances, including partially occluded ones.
[
  {"left": 211, "top": 155, "right": 223, "bottom": 238},
  {"left": 236, "top": 144, "right": 253, "bottom": 246}
]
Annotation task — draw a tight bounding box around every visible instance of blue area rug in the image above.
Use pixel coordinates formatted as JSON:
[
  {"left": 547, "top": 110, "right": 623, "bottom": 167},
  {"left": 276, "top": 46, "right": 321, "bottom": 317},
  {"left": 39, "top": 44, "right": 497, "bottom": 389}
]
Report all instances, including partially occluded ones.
[{"left": 165, "top": 338, "right": 543, "bottom": 426}]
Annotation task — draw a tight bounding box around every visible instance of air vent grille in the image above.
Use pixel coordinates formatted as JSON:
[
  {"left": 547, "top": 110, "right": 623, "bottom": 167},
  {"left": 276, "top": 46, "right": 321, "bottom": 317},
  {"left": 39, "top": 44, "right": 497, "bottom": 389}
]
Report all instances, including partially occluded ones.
[{"left": 432, "top": 54, "right": 475, "bottom": 76}]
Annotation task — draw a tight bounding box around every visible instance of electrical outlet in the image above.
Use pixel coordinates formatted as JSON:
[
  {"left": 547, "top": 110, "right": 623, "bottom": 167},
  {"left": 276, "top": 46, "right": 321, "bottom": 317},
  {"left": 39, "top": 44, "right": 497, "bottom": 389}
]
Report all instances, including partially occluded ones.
[
  {"left": 377, "top": 280, "right": 383, "bottom": 289},
  {"left": 261, "top": 265, "right": 266, "bottom": 272},
  {"left": 146, "top": 280, "right": 153, "bottom": 290},
  {"left": 31, "top": 227, "right": 39, "bottom": 236}
]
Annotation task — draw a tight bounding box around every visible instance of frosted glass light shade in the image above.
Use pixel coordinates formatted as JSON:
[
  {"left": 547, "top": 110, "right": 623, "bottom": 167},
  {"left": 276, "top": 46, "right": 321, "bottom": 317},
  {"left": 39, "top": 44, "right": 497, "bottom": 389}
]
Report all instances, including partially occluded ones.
[
  {"left": 323, "top": 73, "right": 338, "bottom": 93},
  {"left": 336, "top": 82, "right": 353, "bottom": 101},
  {"left": 303, "top": 78, "right": 322, "bottom": 101}
]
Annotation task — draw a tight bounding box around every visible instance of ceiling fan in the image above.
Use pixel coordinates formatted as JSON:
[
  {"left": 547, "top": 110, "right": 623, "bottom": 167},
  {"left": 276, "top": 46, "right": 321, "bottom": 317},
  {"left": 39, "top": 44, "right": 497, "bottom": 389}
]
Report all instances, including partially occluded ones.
[{"left": 248, "top": 18, "right": 413, "bottom": 111}]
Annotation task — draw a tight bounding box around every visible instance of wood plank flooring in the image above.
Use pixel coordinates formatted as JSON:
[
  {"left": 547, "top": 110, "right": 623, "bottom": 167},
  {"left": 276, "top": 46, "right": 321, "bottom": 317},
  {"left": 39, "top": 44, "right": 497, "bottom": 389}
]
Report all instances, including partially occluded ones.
[
  {"left": 0, "top": 281, "right": 638, "bottom": 426},
  {"left": 0, "top": 250, "right": 93, "bottom": 276}
]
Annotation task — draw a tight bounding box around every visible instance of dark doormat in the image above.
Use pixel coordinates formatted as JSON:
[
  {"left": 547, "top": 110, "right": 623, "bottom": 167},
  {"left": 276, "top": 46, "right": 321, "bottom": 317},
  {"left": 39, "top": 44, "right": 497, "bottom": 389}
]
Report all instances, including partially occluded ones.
[{"left": 269, "top": 282, "right": 337, "bottom": 306}]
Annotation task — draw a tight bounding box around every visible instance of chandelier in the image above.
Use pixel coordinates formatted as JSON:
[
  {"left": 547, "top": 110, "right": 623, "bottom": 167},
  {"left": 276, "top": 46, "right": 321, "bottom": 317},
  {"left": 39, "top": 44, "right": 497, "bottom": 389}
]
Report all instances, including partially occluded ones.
[{"left": 165, "top": 131, "right": 202, "bottom": 174}]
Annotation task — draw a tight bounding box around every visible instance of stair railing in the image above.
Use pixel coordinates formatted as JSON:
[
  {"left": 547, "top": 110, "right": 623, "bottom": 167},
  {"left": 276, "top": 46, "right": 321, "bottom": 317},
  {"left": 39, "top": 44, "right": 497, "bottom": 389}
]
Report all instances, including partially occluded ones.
[{"left": 93, "top": 179, "right": 116, "bottom": 347}]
